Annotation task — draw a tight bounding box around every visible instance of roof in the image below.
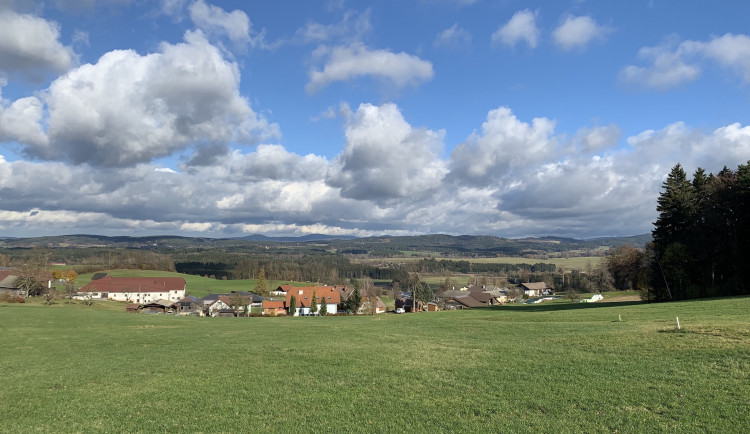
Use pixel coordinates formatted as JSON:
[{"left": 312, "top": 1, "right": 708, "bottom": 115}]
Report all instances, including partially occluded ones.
[
  {"left": 273, "top": 284, "right": 294, "bottom": 293},
  {"left": 335, "top": 285, "right": 355, "bottom": 300},
  {"left": 521, "top": 282, "right": 551, "bottom": 290},
  {"left": 92, "top": 273, "right": 110, "bottom": 280},
  {"left": 448, "top": 295, "right": 485, "bottom": 308},
  {"left": 262, "top": 300, "right": 286, "bottom": 309},
  {"left": 469, "top": 292, "right": 495, "bottom": 303},
  {"left": 125, "top": 303, "right": 140, "bottom": 310},
  {"left": 0, "top": 270, "right": 53, "bottom": 289},
  {"left": 286, "top": 286, "right": 341, "bottom": 308},
  {"left": 78, "top": 276, "right": 186, "bottom": 294}
]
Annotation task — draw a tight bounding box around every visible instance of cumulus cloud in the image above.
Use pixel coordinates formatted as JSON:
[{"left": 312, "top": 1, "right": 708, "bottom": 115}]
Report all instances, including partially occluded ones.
[
  {"left": 434, "top": 23, "right": 472, "bottom": 49},
  {"left": 449, "top": 107, "right": 557, "bottom": 184},
  {"left": 621, "top": 33, "right": 750, "bottom": 89},
  {"left": 22, "top": 30, "right": 277, "bottom": 167},
  {"left": 491, "top": 9, "right": 540, "bottom": 49},
  {"left": 0, "top": 80, "right": 47, "bottom": 146},
  {"left": 572, "top": 124, "right": 621, "bottom": 152},
  {"left": 0, "top": 10, "right": 75, "bottom": 80},
  {"left": 552, "top": 15, "right": 612, "bottom": 51},
  {"left": 306, "top": 43, "right": 434, "bottom": 93},
  {"left": 326, "top": 103, "right": 447, "bottom": 202}
]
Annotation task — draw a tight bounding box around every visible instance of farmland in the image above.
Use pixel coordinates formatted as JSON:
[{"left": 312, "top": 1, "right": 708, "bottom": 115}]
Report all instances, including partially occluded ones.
[{"left": 0, "top": 296, "right": 747, "bottom": 432}]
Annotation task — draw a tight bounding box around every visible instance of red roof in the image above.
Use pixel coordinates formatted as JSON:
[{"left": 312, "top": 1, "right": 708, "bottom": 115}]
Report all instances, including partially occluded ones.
[
  {"left": 262, "top": 300, "right": 286, "bottom": 309},
  {"left": 78, "top": 276, "right": 186, "bottom": 294},
  {"left": 285, "top": 286, "right": 341, "bottom": 308}
]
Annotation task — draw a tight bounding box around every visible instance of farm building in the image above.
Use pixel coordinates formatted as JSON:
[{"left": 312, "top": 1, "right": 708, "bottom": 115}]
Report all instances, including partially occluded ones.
[
  {"left": 262, "top": 300, "right": 287, "bottom": 316},
  {"left": 520, "top": 282, "right": 552, "bottom": 297},
  {"left": 77, "top": 275, "right": 186, "bottom": 303}
]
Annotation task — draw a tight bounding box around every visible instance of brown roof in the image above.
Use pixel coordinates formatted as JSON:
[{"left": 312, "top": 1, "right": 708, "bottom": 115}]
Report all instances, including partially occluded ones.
[
  {"left": 335, "top": 285, "right": 355, "bottom": 300},
  {"left": 274, "top": 284, "right": 295, "bottom": 293},
  {"left": 262, "top": 300, "right": 286, "bottom": 309},
  {"left": 449, "top": 295, "right": 485, "bottom": 308},
  {"left": 469, "top": 292, "right": 494, "bottom": 303},
  {"left": 286, "top": 286, "right": 341, "bottom": 308},
  {"left": 78, "top": 276, "right": 186, "bottom": 294},
  {"left": 521, "top": 282, "right": 551, "bottom": 290}
]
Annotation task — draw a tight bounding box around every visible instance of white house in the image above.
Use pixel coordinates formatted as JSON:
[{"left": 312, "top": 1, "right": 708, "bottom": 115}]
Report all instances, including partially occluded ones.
[
  {"left": 76, "top": 275, "right": 186, "bottom": 303},
  {"left": 285, "top": 286, "right": 340, "bottom": 315}
]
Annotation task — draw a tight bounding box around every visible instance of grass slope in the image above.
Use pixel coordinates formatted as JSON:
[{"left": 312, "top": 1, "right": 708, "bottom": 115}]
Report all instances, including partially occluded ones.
[{"left": 0, "top": 297, "right": 748, "bottom": 432}]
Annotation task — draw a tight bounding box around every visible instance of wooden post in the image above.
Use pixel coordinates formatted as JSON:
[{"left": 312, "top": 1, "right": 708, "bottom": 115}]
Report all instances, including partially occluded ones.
[
  {"left": 618, "top": 314, "right": 622, "bottom": 322},
  {"left": 676, "top": 316, "right": 680, "bottom": 330}
]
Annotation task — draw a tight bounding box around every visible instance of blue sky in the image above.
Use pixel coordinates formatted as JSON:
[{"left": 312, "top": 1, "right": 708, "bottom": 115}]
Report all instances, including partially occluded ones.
[{"left": 0, "top": 0, "right": 749, "bottom": 239}]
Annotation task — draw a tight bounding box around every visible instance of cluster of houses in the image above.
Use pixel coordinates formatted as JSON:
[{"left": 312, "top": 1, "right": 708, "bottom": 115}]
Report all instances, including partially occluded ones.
[
  {"left": 73, "top": 275, "right": 388, "bottom": 317},
  {"left": 0, "top": 271, "right": 555, "bottom": 315}
]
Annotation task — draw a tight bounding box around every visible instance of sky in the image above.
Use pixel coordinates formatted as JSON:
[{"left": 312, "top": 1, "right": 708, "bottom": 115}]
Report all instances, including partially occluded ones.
[{"left": 0, "top": 0, "right": 749, "bottom": 239}]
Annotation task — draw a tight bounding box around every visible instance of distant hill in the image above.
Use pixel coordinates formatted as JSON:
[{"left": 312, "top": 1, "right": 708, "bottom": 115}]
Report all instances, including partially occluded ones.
[
  {"left": 0, "top": 233, "right": 651, "bottom": 257},
  {"left": 235, "top": 234, "right": 358, "bottom": 242}
]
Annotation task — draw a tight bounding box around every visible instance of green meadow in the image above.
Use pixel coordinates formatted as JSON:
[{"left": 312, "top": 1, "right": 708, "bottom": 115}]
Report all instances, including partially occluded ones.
[{"left": 1, "top": 297, "right": 748, "bottom": 432}]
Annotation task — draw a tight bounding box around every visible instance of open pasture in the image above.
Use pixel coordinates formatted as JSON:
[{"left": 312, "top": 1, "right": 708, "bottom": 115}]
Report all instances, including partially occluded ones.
[{"left": 0, "top": 297, "right": 747, "bottom": 432}]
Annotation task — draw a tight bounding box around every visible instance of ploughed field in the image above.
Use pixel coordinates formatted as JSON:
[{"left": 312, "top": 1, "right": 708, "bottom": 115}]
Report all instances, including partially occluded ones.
[{"left": 1, "top": 297, "right": 748, "bottom": 432}]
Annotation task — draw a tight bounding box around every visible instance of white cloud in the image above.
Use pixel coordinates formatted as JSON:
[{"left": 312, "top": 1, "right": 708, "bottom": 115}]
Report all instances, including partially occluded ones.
[
  {"left": 0, "top": 10, "right": 75, "bottom": 79},
  {"left": 552, "top": 15, "right": 612, "bottom": 51},
  {"left": 572, "top": 124, "right": 621, "bottom": 152},
  {"left": 621, "top": 33, "right": 750, "bottom": 90},
  {"left": 23, "top": 30, "right": 277, "bottom": 166},
  {"left": 0, "top": 80, "right": 48, "bottom": 146},
  {"left": 306, "top": 43, "right": 434, "bottom": 93},
  {"left": 449, "top": 106, "right": 557, "bottom": 183},
  {"left": 296, "top": 9, "right": 372, "bottom": 44},
  {"left": 326, "top": 103, "right": 447, "bottom": 202},
  {"left": 434, "top": 24, "right": 472, "bottom": 49},
  {"left": 491, "top": 9, "right": 540, "bottom": 49},
  {"left": 189, "top": 0, "right": 251, "bottom": 47}
]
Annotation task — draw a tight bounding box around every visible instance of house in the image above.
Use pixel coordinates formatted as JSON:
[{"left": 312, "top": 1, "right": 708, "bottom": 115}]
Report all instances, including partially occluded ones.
[
  {"left": 358, "top": 296, "right": 386, "bottom": 314},
  {"left": 270, "top": 284, "right": 294, "bottom": 296},
  {"left": 176, "top": 296, "right": 203, "bottom": 316},
  {"left": 202, "top": 291, "right": 263, "bottom": 315},
  {"left": 0, "top": 269, "right": 53, "bottom": 297},
  {"left": 335, "top": 285, "right": 355, "bottom": 311},
  {"left": 141, "top": 300, "right": 174, "bottom": 314},
  {"left": 262, "top": 300, "right": 287, "bottom": 316},
  {"left": 77, "top": 276, "right": 186, "bottom": 303},
  {"left": 520, "top": 282, "right": 552, "bottom": 297},
  {"left": 285, "top": 286, "right": 340, "bottom": 315},
  {"left": 426, "top": 302, "right": 439, "bottom": 312},
  {"left": 207, "top": 298, "right": 231, "bottom": 317},
  {"left": 444, "top": 295, "right": 485, "bottom": 309}
]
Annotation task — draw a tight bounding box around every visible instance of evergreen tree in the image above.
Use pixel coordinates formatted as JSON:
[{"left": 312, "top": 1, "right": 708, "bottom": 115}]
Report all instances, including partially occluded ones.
[
  {"left": 255, "top": 268, "right": 268, "bottom": 296},
  {"left": 319, "top": 296, "right": 328, "bottom": 316},
  {"left": 310, "top": 289, "right": 318, "bottom": 314},
  {"left": 289, "top": 294, "right": 296, "bottom": 316},
  {"left": 346, "top": 287, "right": 362, "bottom": 313}
]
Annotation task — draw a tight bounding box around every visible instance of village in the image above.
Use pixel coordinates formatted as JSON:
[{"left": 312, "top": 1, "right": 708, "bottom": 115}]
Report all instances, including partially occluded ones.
[
  {"left": 1, "top": 268, "right": 558, "bottom": 317},
  {"left": 68, "top": 273, "right": 558, "bottom": 317}
]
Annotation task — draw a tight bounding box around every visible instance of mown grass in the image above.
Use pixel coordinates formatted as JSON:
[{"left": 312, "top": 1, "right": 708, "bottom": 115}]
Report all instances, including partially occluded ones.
[
  {"left": 0, "top": 297, "right": 748, "bottom": 432},
  {"left": 72, "top": 269, "right": 307, "bottom": 298}
]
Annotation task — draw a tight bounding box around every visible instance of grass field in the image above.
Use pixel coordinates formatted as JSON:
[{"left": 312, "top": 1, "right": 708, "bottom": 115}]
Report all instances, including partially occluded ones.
[
  {"left": 71, "top": 269, "right": 306, "bottom": 298},
  {"left": 1, "top": 297, "right": 748, "bottom": 432},
  {"left": 0, "top": 297, "right": 750, "bottom": 432}
]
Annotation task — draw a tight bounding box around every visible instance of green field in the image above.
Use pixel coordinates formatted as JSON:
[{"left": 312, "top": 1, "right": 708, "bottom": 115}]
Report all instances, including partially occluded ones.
[{"left": 1, "top": 297, "right": 748, "bottom": 432}]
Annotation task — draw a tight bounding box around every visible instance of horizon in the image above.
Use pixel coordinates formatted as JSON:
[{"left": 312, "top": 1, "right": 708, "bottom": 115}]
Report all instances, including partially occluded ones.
[{"left": 1, "top": 1, "right": 748, "bottom": 239}]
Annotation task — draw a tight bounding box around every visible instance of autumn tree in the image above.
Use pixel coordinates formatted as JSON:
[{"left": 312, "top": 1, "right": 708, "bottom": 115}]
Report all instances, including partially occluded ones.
[{"left": 606, "top": 245, "right": 644, "bottom": 291}]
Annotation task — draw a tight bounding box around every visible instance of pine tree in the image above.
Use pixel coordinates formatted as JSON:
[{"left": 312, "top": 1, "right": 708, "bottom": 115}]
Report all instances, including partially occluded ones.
[
  {"left": 319, "top": 296, "right": 328, "bottom": 316},
  {"left": 289, "top": 294, "right": 296, "bottom": 316},
  {"left": 310, "top": 289, "right": 318, "bottom": 314},
  {"left": 346, "top": 287, "right": 361, "bottom": 313}
]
